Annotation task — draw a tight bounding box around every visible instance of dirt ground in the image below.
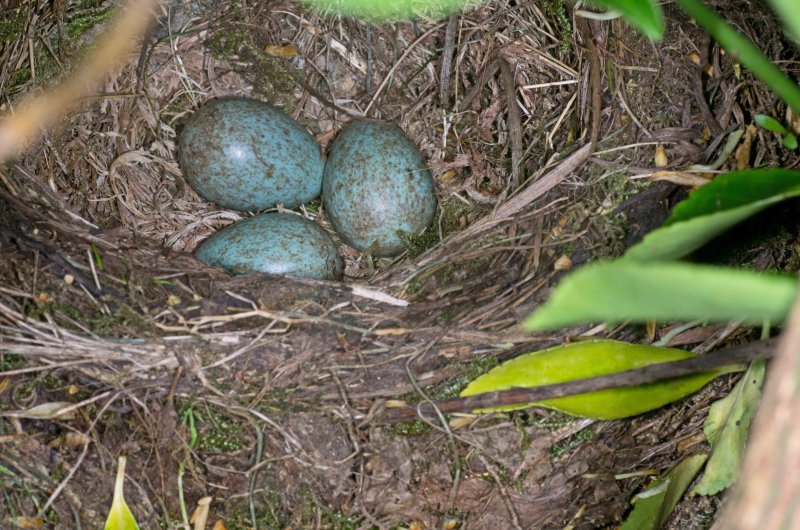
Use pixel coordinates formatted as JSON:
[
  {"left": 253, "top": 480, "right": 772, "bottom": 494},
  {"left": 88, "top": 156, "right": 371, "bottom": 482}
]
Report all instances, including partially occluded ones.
[{"left": 1, "top": 0, "right": 799, "bottom": 528}]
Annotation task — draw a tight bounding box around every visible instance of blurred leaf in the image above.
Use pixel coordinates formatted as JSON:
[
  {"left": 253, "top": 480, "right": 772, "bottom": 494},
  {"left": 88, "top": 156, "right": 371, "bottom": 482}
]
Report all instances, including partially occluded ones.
[
  {"left": 693, "top": 360, "right": 765, "bottom": 496},
  {"left": 625, "top": 169, "right": 800, "bottom": 261},
  {"left": 754, "top": 114, "right": 789, "bottom": 134},
  {"left": 460, "top": 340, "right": 737, "bottom": 419},
  {"left": 4, "top": 517, "right": 44, "bottom": 529},
  {"left": 300, "top": 0, "right": 480, "bottom": 21},
  {"left": 587, "top": 0, "right": 664, "bottom": 40},
  {"left": 524, "top": 261, "right": 797, "bottom": 331},
  {"left": 105, "top": 456, "right": 139, "bottom": 530},
  {"left": 621, "top": 454, "right": 708, "bottom": 530},
  {"left": 263, "top": 44, "right": 299, "bottom": 57},
  {"left": 783, "top": 133, "right": 798, "bottom": 149},
  {"left": 769, "top": 0, "right": 800, "bottom": 42}
]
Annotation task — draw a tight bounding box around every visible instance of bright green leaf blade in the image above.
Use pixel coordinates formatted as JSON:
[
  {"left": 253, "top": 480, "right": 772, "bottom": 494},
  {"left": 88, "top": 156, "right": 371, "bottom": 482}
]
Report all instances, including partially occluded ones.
[
  {"left": 587, "top": 0, "right": 664, "bottom": 40},
  {"left": 460, "top": 340, "right": 737, "bottom": 419},
  {"left": 692, "top": 360, "right": 765, "bottom": 496},
  {"left": 626, "top": 169, "right": 800, "bottom": 261},
  {"left": 524, "top": 261, "right": 797, "bottom": 331},
  {"left": 621, "top": 454, "right": 708, "bottom": 530},
  {"left": 769, "top": 0, "right": 800, "bottom": 43},
  {"left": 754, "top": 114, "right": 789, "bottom": 134},
  {"left": 105, "top": 456, "right": 139, "bottom": 530},
  {"left": 666, "top": 169, "right": 800, "bottom": 225},
  {"left": 784, "top": 133, "right": 798, "bottom": 150},
  {"left": 299, "top": 0, "right": 483, "bottom": 21}
]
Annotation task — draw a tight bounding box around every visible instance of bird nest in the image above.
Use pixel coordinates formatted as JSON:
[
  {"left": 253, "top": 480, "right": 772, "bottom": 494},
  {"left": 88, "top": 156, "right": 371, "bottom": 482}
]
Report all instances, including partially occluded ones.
[{"left": 1, "top": 0, "right": 793, "bottom": 528}]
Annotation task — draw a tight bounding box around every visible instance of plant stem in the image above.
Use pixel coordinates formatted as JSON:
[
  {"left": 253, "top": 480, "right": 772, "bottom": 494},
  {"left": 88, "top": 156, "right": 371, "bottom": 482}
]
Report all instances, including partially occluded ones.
[{"left": 674, "top": 0, "right": 800, "bottom": 114}]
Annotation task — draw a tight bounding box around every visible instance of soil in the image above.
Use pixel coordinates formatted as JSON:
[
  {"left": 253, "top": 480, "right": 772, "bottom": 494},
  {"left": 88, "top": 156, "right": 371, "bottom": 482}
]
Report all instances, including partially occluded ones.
[{"left": 0, "top": 0, "right": 799, "bottom": 529}]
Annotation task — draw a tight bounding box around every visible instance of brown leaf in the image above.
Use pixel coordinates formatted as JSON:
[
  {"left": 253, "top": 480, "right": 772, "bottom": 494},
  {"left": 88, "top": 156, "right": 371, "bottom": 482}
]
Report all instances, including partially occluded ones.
[{"left": 264, "top": 44, "right": 299, "bottom": 57}]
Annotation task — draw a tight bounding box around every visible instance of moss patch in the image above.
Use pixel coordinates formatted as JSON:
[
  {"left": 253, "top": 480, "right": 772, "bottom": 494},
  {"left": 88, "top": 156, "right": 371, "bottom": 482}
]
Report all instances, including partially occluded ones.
[{"left": 400, "top": 199, "right": 475, "bottom": 259}]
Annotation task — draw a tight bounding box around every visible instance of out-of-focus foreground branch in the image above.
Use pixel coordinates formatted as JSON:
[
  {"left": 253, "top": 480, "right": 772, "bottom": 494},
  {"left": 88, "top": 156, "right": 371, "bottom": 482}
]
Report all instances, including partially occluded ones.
[{"left": 0, "top": 0, "right": 160, "bottom": 163}]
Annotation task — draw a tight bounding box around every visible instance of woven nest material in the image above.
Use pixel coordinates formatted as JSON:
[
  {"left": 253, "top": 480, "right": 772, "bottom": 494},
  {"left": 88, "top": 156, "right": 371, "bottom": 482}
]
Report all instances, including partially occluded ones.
[{"left": 1, "top": 0, "right": 796, "bottom": 528}]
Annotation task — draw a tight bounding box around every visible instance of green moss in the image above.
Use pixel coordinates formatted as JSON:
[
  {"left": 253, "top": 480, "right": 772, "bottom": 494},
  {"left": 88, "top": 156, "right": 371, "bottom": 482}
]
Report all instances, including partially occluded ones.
[
  {"left": 195, "top": 409, "right": 246, "bottom": 453},
  {"left": 0, "top": 354, "right": 24, "bottom": 371},
  {"left": 66, "top": 8, "right": 113, "bottom": 40},
  {"left": 222, "top": 490, "right": 365, "bottom": 530},
  {"left": 223, "top": 494, "right": 283, "bottom": 530},
  {"left": 549, "top": 427, "right": 593, "bottom": 460},
  {"left": 390, "top": 419, "right": 432, "bottom": 437},
  {"left": 12, "top": 67, "right": 31, "bottom": 86},
  {"left": 320, "top": 510, "right": 364, "bottom": 530},
  {"left": 204, "top": 5, "right": 294, "bottom": 107},
  {"left": 544, "top": 0, "right": 574, "bottom": 53},
  {"left": 0, "top": 16, "right": 24, "bottom": 41},
  {"left": 515, "top": 410, "right": 575, "bottom": 431},
  {"left": 400, "top": 199, "right": 473, "bottom": 259},
  {"left": 178, "top": 401, "right": 247, "bottom": 453},
  {"left": 28, "top": 300, "right": 153, "bottom": 337}
]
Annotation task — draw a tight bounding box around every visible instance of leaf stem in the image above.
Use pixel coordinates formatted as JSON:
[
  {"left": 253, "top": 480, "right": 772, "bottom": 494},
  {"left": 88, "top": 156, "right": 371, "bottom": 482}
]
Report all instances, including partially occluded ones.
[
  {"left": 674, "top": 0, "right": 800, "bottom": 114},
  {"left": 114, "top": 456, "right": 127, "bottom": 504}
]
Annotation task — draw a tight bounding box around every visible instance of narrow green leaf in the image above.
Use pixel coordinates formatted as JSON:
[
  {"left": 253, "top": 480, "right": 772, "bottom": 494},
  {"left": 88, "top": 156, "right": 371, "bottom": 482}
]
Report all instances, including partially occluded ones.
[
  {"left": 769, "top": 0, "right": 800, "bottom": 43},
  {"left": 625, "top": 169, "right": 800, "bottom": 261},
  {"left": 687, "top": 129, "right": 744, "bottom": 172},
  {"left": 754, "top": 114, "right": 789, "bottom": 134},
  {"left": 783, "top": 133, "right": 798, "bottom": 150},
  {"left": 621, "top": 454, "right": 708, "bottom": 530},
  {"left": 92, "top": 243, "right": 104, "bottom": 271},
  {"left": 460, "top": 340, "right": 737, "bottom": 419},
  {"left": 692, "top": 360, "right": 765, "bottom": 496},
  {"left": 587, "top": 0, "right": 664, "bottom": 40},
  {"left": 524, "top": 261, "right": 797, "bottom": 331},
  {"left": 105, "top": 456, "right": 139, "bottom": 530}
]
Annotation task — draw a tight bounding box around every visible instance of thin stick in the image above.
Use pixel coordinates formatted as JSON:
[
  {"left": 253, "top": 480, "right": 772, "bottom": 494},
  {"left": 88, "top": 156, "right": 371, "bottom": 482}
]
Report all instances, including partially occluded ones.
[
  {"left": 499, "top": 59, "right": 523, "bottom": 189},
  {"left": 439, "top": 14, "right": 459, "bottom": 107},
  {"left": 0, "top": 0, "right": 159, "bottom": 162}
]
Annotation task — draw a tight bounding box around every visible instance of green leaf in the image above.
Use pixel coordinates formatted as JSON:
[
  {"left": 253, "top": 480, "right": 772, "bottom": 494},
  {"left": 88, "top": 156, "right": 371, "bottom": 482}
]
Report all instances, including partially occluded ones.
[
  {"left": 459, "top": 340, "right": 737, "bottom": 419},
  {"left": 754, "top": 114, "right": 789, "bottom": 134},
  {"left": 783, "top": 133, "right": 798, "bottom": 150},
  {"left": 587, "top": 0, "right": 664, "bottom": 40},
  {"left": 524, "top": 261, "right": 797, "bottom": 331},
  {"left": 769, "top": 0, "right": 800, "bottom": 43},
  {"left": 692, "top": 360, "right": 765, "bottom": 496},
  {"left": 105, "top": 456, "right": 139, "bottom": 530},
  {"left": 91, "top": 243, "right": 104, "bottom": 271},
  {"left": 621, "top": 454, "right": 708, "bottom": 530},
  {"left": 625, "top": 169, "right": 800, "bottom": 261}
]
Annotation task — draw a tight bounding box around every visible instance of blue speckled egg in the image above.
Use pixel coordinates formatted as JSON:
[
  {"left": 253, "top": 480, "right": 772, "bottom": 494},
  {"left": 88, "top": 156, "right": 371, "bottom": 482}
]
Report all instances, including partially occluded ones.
[
  {"left": 178, "top": 97, "right": 324, "bottom": 211},
  {"left": 195, "top": 213, "right": 342, "bottom": 280},
  {"left": 322, "top": 120, "right": 436, "bottom": 256}
]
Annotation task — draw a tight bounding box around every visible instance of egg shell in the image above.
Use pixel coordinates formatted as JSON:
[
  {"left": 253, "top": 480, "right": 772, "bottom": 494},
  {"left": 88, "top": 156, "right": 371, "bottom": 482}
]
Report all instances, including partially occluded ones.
[
  {"left": 194, "top": 213, "right": 342, "bottom": 280},
  {"left": 178, "top": 97, "right": 324, "bottom": 211},
  {"left": 322, "top": 120, "right": 436, "bottom": 256}
]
